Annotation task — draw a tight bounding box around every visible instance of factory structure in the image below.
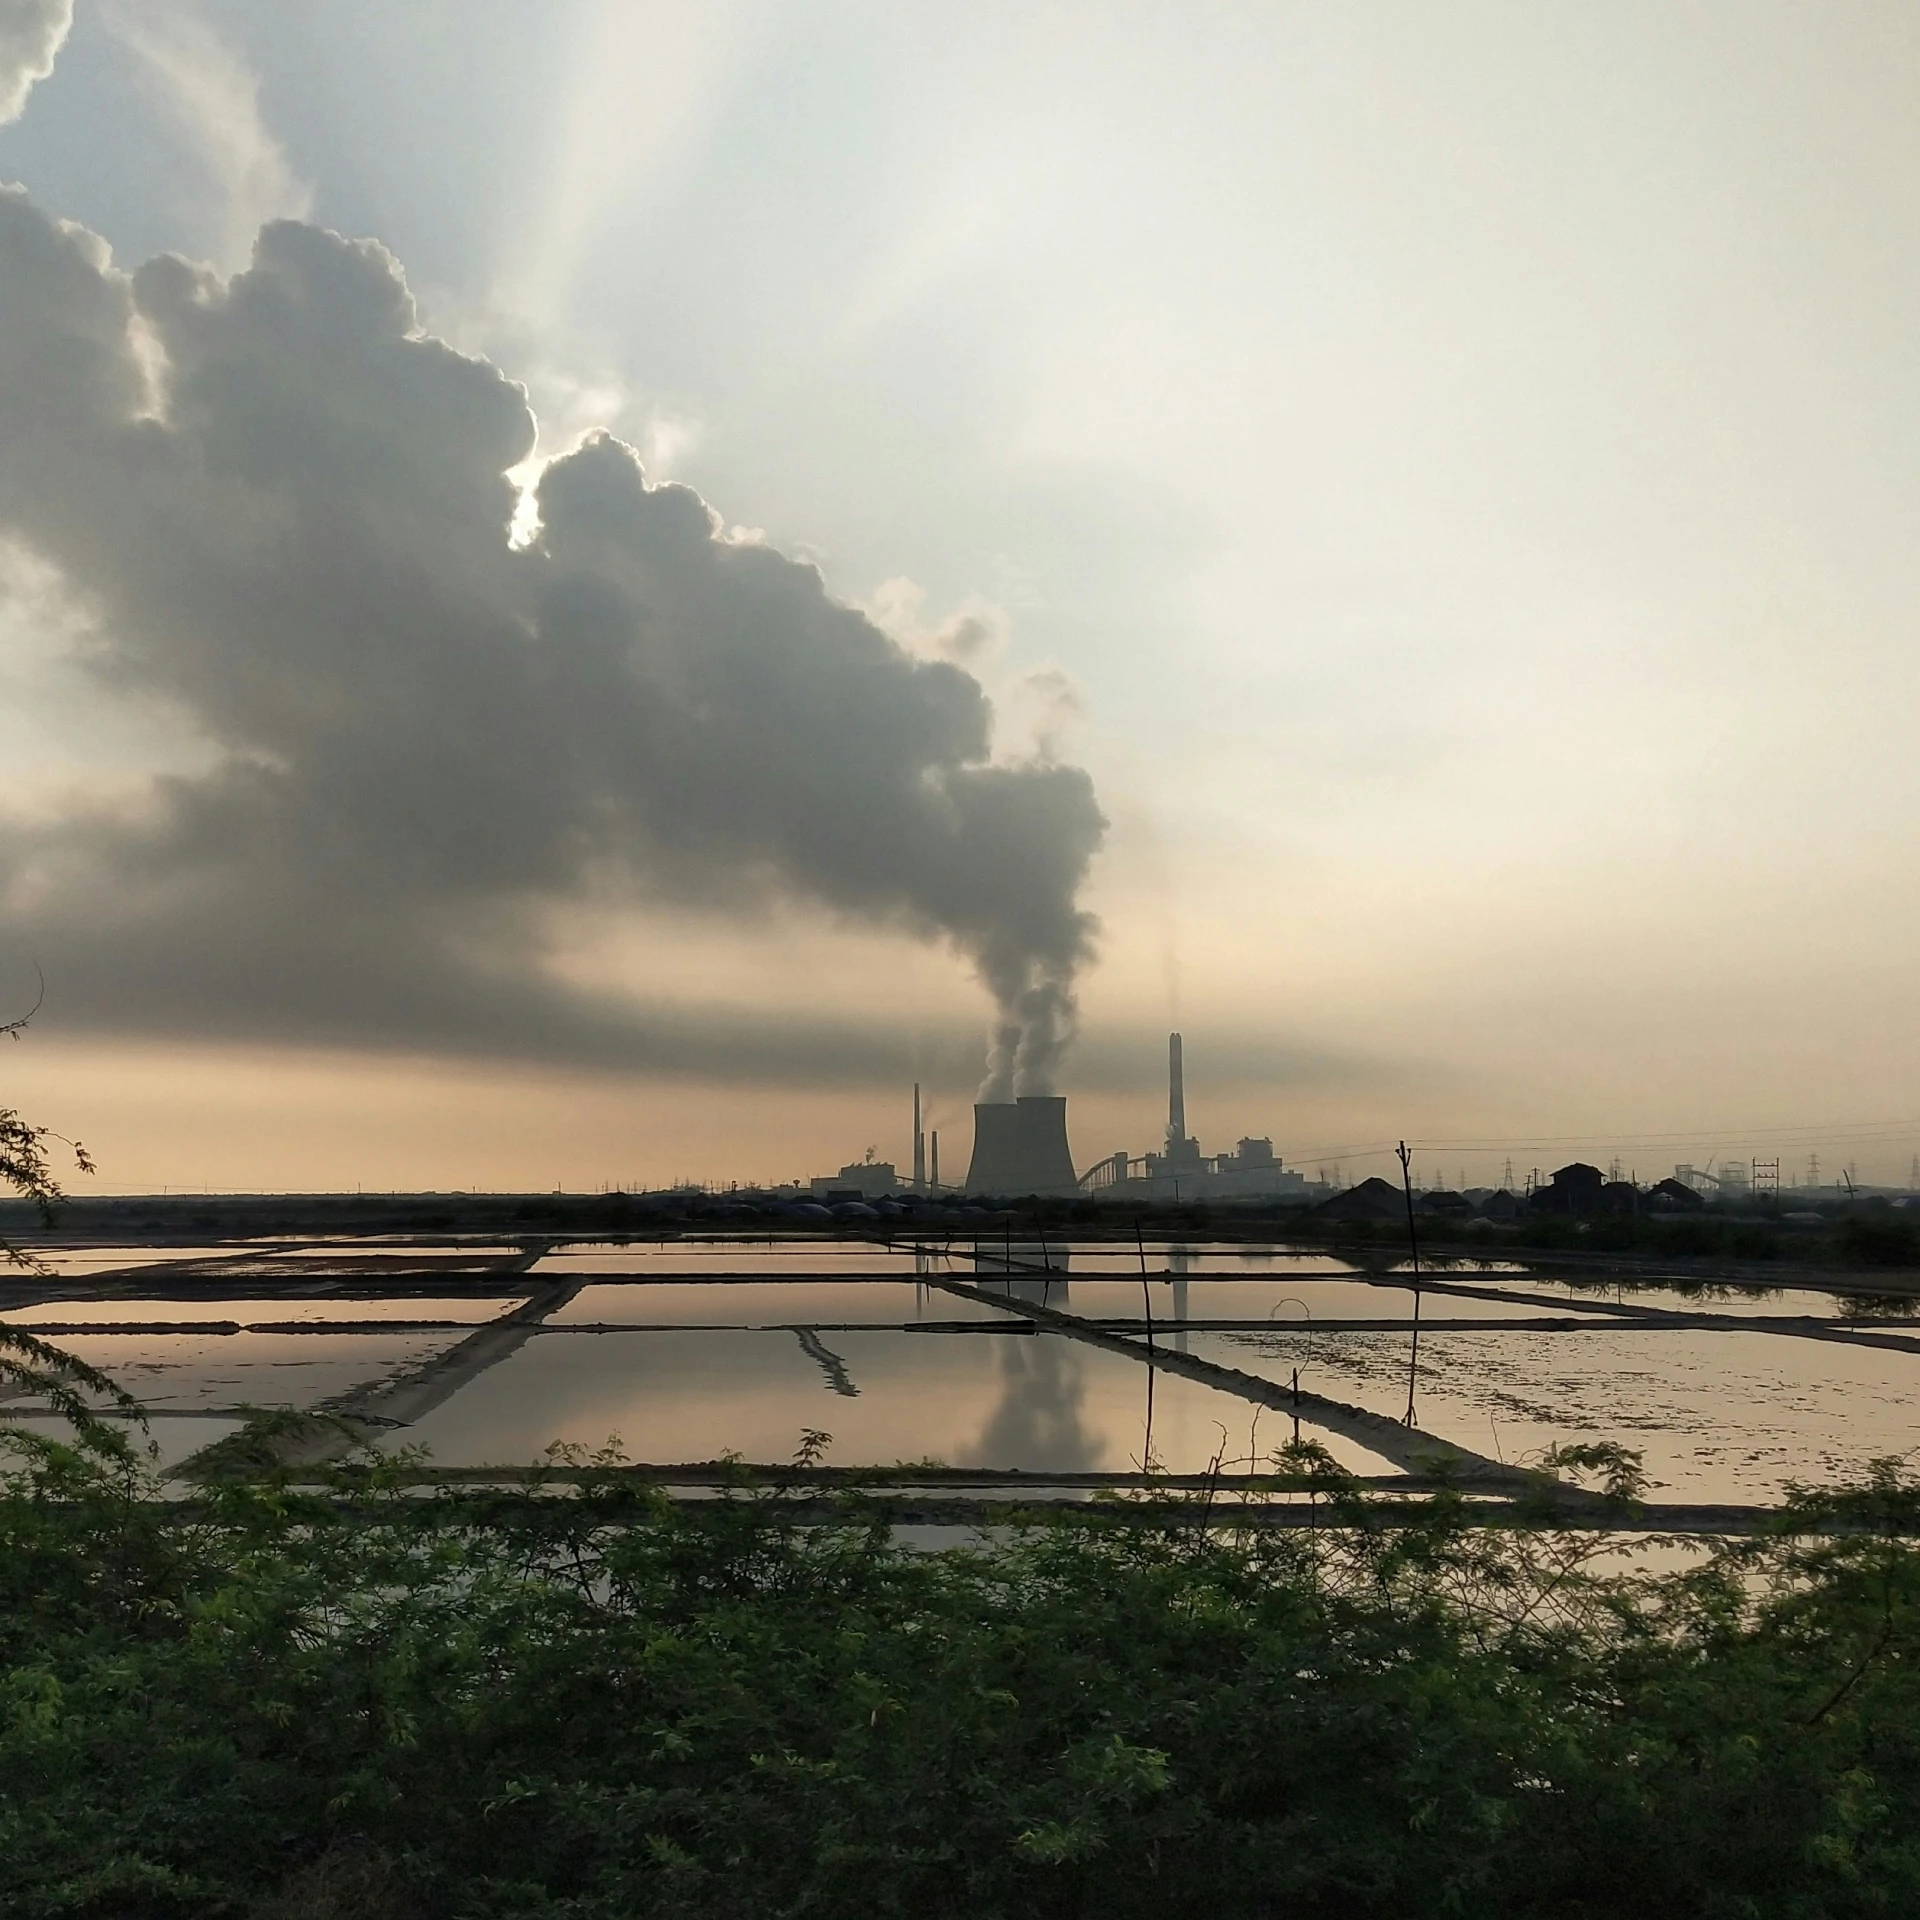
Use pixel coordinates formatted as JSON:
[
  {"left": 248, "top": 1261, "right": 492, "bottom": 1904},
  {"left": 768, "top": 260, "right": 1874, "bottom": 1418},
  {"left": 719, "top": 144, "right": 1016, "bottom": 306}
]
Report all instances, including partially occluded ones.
[
  {"left": 1080, "top": 1032, "right": 1311, "bottom": 1202},
  {"left": 809, "top": 1036, "right": 1308, "bottom": 1203},
  {"left": 964, "top": 1094, "right": 1078, "bottom": 1195},
  {"left": 808, "top": 1083, "right": 944, "bottom": 1201}
]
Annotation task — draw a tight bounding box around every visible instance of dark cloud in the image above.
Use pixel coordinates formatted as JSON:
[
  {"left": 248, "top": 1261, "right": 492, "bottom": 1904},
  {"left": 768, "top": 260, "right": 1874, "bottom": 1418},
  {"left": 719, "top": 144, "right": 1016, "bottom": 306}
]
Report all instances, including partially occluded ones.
[{"left": 0, "top": 190, "right": 1106, "bottom": 1089}]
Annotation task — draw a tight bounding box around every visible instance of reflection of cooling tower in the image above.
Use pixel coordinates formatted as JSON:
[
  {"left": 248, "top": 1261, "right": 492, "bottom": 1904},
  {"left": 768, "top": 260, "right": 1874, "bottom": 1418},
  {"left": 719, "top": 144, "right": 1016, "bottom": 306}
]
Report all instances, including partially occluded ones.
[{"left": 966, "top": 1095, "right": 1078, "bottom": 1195}]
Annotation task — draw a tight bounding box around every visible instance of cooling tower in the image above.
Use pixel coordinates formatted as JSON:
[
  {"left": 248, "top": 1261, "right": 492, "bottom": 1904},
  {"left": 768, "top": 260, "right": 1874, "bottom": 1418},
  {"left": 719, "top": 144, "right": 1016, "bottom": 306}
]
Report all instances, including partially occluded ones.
[{"left": 965, "top": 1095, "right": 1078, "bottom": 1195}]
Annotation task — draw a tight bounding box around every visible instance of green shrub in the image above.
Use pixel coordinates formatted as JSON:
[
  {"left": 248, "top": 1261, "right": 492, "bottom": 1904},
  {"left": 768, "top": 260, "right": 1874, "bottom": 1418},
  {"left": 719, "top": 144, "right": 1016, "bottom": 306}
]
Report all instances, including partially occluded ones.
[
  {"left": 7, "top": 1440, "right": 1920, "bottom": 1916},
  {"left": 1836, "top": 1215, "right": 1920, "bottom": 1268}
]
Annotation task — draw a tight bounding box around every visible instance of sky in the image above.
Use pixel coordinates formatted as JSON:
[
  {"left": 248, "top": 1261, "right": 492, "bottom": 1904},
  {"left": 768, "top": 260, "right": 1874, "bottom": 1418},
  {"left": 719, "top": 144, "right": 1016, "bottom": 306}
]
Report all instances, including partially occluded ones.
[{"left": 1, "top": 0, "right": 1919, "bottom": 1193}]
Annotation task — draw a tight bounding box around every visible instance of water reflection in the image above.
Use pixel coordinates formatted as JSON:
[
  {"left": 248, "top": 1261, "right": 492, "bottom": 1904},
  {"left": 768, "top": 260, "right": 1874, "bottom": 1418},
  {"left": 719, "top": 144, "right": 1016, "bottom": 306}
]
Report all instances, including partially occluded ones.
[
  {"left": 1199, "top": 1326, "right": 1920, "bottom": 1503},
  {"left": 962, "top": 1335, "right": 1101, "bottom": 1471},
  {"left": 7, "top": 1330, "right": 457, "bottom": 1412},
  {"left": 968, "top": 1239, "right": 1072, "bottom": 1277},
  {"left": 1035, "top": 1277, "right": 1614, "bottom": 1324},
  {"left": 389, "top": 1328, "right": 1343, "bottom": 1476},
  {"left": 793, "top": 1328, "right": 859, "bottom": 1397},
  {"left": 546, "top": 1281, "right": 1011, "bottom": 1326}
]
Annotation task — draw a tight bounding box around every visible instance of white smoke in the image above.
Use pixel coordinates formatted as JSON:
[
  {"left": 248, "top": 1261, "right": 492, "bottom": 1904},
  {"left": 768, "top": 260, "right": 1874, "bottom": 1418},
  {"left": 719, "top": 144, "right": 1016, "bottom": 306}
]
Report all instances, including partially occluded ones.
[{"left": 0, "top": 192, "right": 1105, "bottom": 1090}]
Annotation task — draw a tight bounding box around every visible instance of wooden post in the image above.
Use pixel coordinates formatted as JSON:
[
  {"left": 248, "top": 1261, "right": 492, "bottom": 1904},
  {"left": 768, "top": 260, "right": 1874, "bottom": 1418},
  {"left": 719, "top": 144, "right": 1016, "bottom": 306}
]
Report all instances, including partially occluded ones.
[{"left": 1397, "top": 1140, "right": 1423, "bottom": 1426}]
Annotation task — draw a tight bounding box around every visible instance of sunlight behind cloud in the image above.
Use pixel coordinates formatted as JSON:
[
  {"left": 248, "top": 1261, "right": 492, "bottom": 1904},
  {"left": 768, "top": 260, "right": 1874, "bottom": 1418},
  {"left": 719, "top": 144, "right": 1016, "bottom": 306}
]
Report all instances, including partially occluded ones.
[
  {"left": 490, "top": 0, "right": 746, "bottom": 329},
  {"left": 4, "top": 2, "right": 1920, "bottom": 1183},
  {"left": 104, "top": 0, "right": 309, "bottom": 268}
]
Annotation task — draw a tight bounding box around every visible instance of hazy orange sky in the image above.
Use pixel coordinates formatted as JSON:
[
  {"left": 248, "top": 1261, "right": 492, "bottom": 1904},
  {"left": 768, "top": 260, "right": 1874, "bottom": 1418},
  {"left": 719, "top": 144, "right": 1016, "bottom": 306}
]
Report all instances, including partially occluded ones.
[{"left": 3, "top": 1, "right": 1919, "bottom": 1192}]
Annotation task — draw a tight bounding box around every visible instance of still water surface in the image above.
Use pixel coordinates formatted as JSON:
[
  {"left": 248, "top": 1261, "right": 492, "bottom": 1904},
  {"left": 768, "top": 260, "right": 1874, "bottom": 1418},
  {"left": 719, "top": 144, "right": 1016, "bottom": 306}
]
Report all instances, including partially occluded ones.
[
  {"left": 547, "top": 1282, "right": 1012, "bottom": 1326},
  {"left": 394, "top": 1327, "right": 1392, "bottom": 1478},
  {"left": 1191, "top": 1327, "right": 1920, "bottom": 1501},
  {"left": 6, "top": 1238, "right": 1918, "bottom": 1499},
  {"left": 18, "top": 1330, "right": 451, "bottom": 1412}
]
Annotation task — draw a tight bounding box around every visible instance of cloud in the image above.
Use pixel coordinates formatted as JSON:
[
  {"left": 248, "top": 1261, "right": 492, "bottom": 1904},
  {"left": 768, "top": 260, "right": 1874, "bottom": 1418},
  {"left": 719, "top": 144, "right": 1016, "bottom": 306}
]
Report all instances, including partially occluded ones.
[
  {"left": 105, "top": 3, "right": 311, "bottom": 267},
  {"left": 0, "top": 0, "right": 69, "bottom": 123},
  {"left": 867, "top": 577, "right": 1011, "bottom": 666},
  {"left": 0, "top": 191, "right": 1107, "bottom": 1093}
]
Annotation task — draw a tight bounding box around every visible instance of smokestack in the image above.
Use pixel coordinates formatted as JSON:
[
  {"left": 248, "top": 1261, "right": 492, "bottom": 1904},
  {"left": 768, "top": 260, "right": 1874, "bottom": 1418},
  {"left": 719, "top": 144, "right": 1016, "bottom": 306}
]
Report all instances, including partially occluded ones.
[
  {"left": 930, "top": 1129, "right": 940, "bottom": 1192},
  {"left": 965, "top": 1095, "right": 1077, "bottom": 1195},
  {"left": 912, "top": 1083, "right": 925, "bottom": 1190},
  {"left": 1168, "top": 1031, "right": 1186, "bottom": 1151}
]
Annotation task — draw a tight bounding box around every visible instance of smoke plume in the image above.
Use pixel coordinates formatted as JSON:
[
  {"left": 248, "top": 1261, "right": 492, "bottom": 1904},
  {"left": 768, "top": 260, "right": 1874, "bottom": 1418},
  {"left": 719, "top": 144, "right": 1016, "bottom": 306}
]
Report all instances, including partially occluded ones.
[{"left": 0, "top": 191, "right": 1105, "bottom": 1090}]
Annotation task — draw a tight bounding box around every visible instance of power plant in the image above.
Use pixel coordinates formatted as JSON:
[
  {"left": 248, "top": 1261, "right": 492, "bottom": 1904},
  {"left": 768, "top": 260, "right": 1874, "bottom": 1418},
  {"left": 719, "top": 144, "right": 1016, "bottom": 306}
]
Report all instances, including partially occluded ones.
[
  {"left": 1082, "top": 1031, "right": 1311, "bottom": 1201},
  {"left": 804, "top": 1033, "right": 1306, "bottom": 1204},
  {"left": 1161, "top": 1031, "right": 1202, "bottom": 1171},
  {"left": 808, "top": 1083, "right": 1076, "bottom": 1202},
  {"left": 965, "top": 1094, "right": 1078, "bottom": 1196}
]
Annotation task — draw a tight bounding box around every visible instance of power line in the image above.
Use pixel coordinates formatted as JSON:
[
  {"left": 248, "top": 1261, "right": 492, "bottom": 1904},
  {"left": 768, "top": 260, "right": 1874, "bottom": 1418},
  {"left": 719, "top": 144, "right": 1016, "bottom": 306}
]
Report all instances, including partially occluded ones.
[{"left": 1287, "top": 1119, "right": 1920, "bottom": 1176}]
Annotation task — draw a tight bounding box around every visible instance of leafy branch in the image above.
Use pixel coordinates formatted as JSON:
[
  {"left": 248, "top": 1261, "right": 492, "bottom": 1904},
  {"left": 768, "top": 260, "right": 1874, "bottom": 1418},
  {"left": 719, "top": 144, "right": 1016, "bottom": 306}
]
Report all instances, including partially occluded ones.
[{"left": 0, "top": 977, "right": 140, "bottom": 1456}]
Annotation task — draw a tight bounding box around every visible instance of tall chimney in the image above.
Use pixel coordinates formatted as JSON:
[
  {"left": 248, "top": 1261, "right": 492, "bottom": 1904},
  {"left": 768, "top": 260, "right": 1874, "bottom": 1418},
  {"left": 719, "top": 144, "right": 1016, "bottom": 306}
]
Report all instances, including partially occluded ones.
[
  {"left": 930, "top": 1129, "right": 940, "bottom": 1192},
  {"left": 1167, "top": 1031, "right": 1186, "bottom": 1151},
  {"left": 912, "top": 1083, "right": 925, "bottom": 1190}
]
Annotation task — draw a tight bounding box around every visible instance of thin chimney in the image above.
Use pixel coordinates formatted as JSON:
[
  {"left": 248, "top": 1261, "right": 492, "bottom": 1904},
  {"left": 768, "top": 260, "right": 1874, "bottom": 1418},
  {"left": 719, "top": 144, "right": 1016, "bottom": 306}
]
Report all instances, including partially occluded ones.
[
  {"left": 1167, "top": 1031, "right": 1186, "bottom": 1151},
  {"left": 912, "top": 1083, "right": 926, "bottom": 1191}
]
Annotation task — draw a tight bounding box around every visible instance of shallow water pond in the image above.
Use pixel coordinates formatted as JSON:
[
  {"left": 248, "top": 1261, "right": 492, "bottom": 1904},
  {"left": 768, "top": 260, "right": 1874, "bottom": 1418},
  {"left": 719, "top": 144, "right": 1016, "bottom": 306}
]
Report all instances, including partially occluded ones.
[
  {"left": 5, "top": 1295, "right": 519, "bottom": 1328},
  {"left": 533, "top": 1240, "right": 943, "bottom": 1276},
  {"left": 13, "top": 1330, "right": 461, "bottom": 1413},
  {"left": 391, "top": 1327, "right": 1393, "bottom": 1478},
  {"left": 993, "top": 1275, "right": 1614, "bottom": 1325},
  {"left": 1190, "top": 1326, "right": 1920, "bottom": 1501},
  {"left": 546, "top": 1281, "right": 1011, "bottom": 1327}
]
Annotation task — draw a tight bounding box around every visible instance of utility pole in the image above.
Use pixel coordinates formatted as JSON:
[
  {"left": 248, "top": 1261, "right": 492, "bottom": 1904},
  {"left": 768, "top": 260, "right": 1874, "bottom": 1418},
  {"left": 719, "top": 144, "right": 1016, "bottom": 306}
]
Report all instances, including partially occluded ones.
[{"left": 1396, "top": 1141, "right": 1422, "bottom": 1427}]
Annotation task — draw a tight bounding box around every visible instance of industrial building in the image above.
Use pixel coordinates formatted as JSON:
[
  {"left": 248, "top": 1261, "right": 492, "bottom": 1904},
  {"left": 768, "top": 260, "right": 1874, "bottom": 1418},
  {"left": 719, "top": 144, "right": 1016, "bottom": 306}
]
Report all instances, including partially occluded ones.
[
  {"left": 807, "top": 1084, "right": 937, "bottom": 1200},
  {"left": 1081, "top": 1032, "right": 1312, "bottom": 1202},
  {"left": 807, "top": 1156, "right": 899, "bottom": 1201},
  {"left": 809, "top": 1044, "right": 1309, "bottom": 1204}
]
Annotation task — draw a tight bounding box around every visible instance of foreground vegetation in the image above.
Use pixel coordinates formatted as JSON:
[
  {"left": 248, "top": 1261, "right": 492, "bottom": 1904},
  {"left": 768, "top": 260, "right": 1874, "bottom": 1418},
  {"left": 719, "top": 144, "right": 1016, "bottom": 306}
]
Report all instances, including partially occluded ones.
[{"left": 5, "top": 1438, "right": 1920, "bottom": 1918}]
